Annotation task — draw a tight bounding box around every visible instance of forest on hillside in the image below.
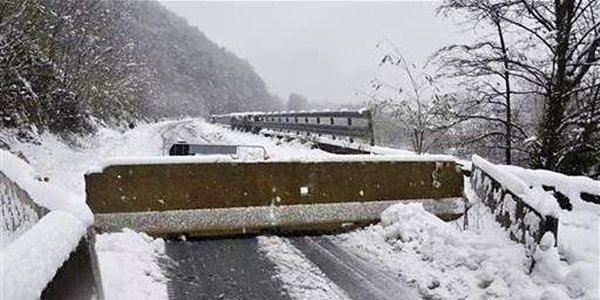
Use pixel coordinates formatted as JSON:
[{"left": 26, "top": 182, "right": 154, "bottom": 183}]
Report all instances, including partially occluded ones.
[{"left": 0, "top": 0, "right": 280, "bottom": 136}]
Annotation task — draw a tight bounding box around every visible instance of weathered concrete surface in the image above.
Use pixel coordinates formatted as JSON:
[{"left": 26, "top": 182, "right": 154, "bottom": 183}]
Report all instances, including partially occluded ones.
[
  {"left": 86, "top": 160, "right": 463, "bottom": 214},
  {"left": 86, "top": 158, "right": 463, "bottom": 236}
]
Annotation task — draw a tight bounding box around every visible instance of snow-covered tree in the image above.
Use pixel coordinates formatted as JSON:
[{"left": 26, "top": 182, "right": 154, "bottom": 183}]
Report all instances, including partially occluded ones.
[
  {"left": 436, "top": 0, "right": 600, "bottom": 177},
  {"left": 1, "top": 0, "right": 281, "bottom": 136}
]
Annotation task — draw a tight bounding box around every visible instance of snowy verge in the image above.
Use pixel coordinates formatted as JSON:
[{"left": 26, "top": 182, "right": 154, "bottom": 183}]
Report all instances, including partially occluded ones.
[
  {"left": 257, "top": 235, "right": 350, "bottom": 300},
  {"left": 472, "top": 155, "right": 599, "bottom": 298},
  {"left": 497, "top": 165, "right": 599, "bottom": 300},
  {"left": 0, "top": 150, "right": 93, "bottom": 225},
  {"left": 2, "top": 121, "right": 168, "bottom": 199},
  {"left": 94, "top": 228, "right": 168, "bottom": 300},
  {"left": 337, "top": 202, "right": 578, "bottom": 300},
  {"left": 0, "top": 211, "right": 87, "bottom": 300}
]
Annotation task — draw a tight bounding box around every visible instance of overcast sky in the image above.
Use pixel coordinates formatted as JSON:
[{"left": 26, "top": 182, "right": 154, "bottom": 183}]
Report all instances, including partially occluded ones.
[{"left": 159, "top": 1, "right": 467, "bottom": 105}]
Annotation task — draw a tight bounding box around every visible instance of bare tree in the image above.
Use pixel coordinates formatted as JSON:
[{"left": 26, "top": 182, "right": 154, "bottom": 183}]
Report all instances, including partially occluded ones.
[
  {"left": 436, "top": 0, "right": 518, "bottom": 164},
  {"left": 369, "top": 40, "right": 453, "bottom": 154},
  {"left": 437, "top": 0, "right": 600, "bottom": 175}
]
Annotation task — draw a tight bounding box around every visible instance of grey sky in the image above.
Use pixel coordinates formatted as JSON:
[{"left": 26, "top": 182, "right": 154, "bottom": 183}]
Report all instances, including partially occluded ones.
[{"left": 159, "top": 1, "right": 466, "bottom": 105}]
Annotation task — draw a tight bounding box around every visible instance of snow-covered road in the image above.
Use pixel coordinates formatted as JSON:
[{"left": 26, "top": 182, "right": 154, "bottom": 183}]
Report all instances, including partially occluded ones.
[{"left": 163, "top": 234, "right": 420, "bottom": 300}]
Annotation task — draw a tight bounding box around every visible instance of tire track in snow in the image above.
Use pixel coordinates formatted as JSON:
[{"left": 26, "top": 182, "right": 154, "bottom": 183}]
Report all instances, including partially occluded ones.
[
  {"left": 158, "top": 120, "right": 212, "bottom": 155},
  {"left": 257, "top": 235, "right": 350, "bottom": 300},
  {"left": 287, "top": 235, "right": 421, "bottom": 300}
]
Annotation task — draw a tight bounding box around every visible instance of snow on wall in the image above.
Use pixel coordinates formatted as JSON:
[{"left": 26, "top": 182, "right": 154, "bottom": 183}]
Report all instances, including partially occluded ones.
[
  {"left": 470, "top": 155, "right": 559, "bottom": 252},
  {"left": 471, "top": 155, "right": 560, "bottom": 218},
  {"left": 0, "top": 171, "right": 48, "bottom": 249},
  {"left": 0, "top": 150, "right": 93, "bottom": 226},
  {"left": 0, "top": 150, "right": 96, "bottom": 298},
  {"left": 93, "top": 152, "right": 458, "bottom": 173},
  {"left": 0, "top": 211, "right": 87, "bottom": 300},
  {"left": 500, "top": 164, "right": 600, "bottom": 208}
]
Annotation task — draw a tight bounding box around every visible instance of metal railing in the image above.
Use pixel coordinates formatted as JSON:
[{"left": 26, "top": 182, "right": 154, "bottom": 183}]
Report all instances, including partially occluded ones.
[{"left": 211, "top": 109, "right": 375, "bottom": 146}]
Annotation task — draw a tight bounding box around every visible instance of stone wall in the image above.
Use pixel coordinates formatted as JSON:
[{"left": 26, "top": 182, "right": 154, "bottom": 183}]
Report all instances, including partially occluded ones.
[{"left": 470, "top": 164, "right": 559, "bottom": 252}]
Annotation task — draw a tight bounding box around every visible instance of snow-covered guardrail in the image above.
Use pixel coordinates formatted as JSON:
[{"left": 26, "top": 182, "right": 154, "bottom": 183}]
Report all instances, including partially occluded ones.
[
  {"left": 0, "top": 150, "right": 101, "bottom": 300},
  {"left": 212, "top": 109, "right": 375, "bottom": 147},
  {"left": 470, "top": 155, "right": 559, "bottom": 250},
  {"left": 1, "top": 171, "right": 49, "bottom": 247}
]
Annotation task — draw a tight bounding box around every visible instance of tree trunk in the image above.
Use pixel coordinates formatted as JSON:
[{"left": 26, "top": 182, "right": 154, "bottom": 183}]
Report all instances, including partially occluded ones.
[
  {"left": 535, "top": 0, "right": 575, "bottom": 171},
  {"left": 496, "top": 20, "right": 512, "bottom": 165}
]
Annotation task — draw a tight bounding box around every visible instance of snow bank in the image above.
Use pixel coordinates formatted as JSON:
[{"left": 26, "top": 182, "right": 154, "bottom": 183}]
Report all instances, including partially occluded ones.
[
  {"left": 4, "top": 121, "right": 168, "bottom": 199},
  {"left": 0, "top": 211, "right": 87, "bottom": 300},
  {"left": 257, "top": 235, "right": 349, "bottom": 300},
  {"left": 472, "top": 155, "right": 560, "bottom": 218},
  {"left": 472, "top": 155, "right": 599, "bottom": 298},
  {"left": 0, "top": 150, "right": 93, "bottom": 225},
  {"left": 495, "top": 165, "right": 600, "bottom": 299},
  {"left": 95, "top": 228, "right": 168, "bottom": 300},
  {"left": 337, "top": 202, "right": 575, "bottom": 300}
]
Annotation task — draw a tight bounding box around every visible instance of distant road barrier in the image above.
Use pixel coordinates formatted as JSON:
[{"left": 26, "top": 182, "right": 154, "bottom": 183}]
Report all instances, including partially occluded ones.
[{"left": 211, "top": 109, "right": 375, "bottom": 146}]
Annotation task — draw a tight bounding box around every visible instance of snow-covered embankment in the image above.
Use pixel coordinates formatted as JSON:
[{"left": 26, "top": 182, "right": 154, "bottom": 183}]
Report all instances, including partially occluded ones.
[{"left": 0, "top": 150, "right": 93, "bottom": 300}]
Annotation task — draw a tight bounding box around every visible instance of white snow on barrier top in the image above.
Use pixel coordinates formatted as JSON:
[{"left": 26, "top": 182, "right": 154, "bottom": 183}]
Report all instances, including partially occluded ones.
[
  {"left": 0, "top": 150, "right": 93, "bottom": 225},
  {"left": 500, "top": 164, "right": 599, "bottom": 208},
  {"left": 472, "top": 155, "right": 560, "bottom": 218},
  {"left": 213, "top": 108, "right": 368, "bottom": 117},
  {"left": 91, "top": 153, "right": 457, "bottom": 173},
  {"left": 0, "top": 211, "right": 86, "bottom": 300}
]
